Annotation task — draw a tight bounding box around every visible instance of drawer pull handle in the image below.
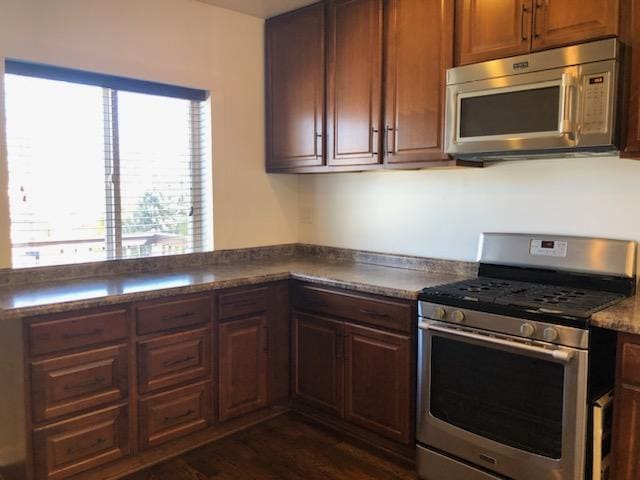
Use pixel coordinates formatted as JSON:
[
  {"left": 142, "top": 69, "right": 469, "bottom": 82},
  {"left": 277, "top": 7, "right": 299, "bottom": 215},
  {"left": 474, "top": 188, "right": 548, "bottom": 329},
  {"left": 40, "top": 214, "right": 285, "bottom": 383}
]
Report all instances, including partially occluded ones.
[
  {"left": 63, "top": 377, "right": 105, "bottom": 391},
  {"left": 66, "top": 436, "right": 106, "bottom": 455},
  {"left": 164, "top": 409, "right": 194, "bottom": 423},
  {"left": 359, "top": 309, "right": 390, "bottom": 319},
  {"left": 63, "top": 329, "right": 104, "bottom": 340},
  {"left": 162, "top": 355, "right": 196, "bottom": 368},
  {"left": 161, "top": 311, "right": 196, "bottom": 322}
]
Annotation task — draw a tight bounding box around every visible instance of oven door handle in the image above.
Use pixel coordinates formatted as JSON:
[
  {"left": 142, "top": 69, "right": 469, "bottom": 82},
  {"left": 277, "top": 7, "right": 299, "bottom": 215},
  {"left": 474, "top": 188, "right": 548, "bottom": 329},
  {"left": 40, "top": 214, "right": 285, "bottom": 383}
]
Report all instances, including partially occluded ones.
[{"left": 419, "top": 322, "right": 574, "bottom": 363}]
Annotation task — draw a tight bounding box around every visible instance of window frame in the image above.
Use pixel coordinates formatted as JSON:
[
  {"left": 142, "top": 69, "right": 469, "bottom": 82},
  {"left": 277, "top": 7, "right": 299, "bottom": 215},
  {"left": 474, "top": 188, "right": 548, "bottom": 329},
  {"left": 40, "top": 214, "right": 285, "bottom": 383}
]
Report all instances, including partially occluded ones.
[{"left": 4, "top": 60, "right": 210, "bottom": 267}]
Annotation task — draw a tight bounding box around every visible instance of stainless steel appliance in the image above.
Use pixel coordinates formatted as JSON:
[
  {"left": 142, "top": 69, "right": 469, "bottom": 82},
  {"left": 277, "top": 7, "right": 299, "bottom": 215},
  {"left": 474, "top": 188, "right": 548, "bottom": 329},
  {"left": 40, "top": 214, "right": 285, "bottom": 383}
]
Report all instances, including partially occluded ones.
[
  {"left": 444, "top": 39, "right": 622, "bottom": 160},
  {"left": 416, "top": 233, "right": 636, "bottom": 480}
]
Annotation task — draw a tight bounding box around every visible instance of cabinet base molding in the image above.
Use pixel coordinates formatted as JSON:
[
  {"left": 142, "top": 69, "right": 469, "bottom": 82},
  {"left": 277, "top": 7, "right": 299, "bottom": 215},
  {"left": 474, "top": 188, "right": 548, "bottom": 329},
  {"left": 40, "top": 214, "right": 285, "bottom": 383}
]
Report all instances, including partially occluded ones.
[
  {"left": 37, "top": 406, "right": 289, "bottom": 480},
  {"left": 292, "top": 403, "right": 416, "bottom": 465}
]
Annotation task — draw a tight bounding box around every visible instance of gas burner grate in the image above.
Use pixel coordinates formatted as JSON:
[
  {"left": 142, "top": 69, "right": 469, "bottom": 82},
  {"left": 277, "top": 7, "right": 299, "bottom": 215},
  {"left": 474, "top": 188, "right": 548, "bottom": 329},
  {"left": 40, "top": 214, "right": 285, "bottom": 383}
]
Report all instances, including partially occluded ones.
[{"left": 421, "top": 277, "right": 625, "bottom": 319}]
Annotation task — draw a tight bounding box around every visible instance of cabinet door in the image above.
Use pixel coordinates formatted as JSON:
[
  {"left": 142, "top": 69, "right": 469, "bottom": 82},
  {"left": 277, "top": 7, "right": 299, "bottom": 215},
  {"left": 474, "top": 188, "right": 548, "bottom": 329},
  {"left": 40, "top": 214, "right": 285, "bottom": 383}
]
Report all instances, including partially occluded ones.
[
  {"left": 218, "top": 316, "right": 268, "bottom": 421},
  {"left": 612, "top": 334, "right": 640, "bottom": 479},
  {"left": 455, "top": 0, "right": 532, "bottom": 65},
  {"left": 612, "top": 385, "right": 640, "bottom": 478},
  {"left": 623, "top": 0, "right": 640, "bottom": 158},
  {"left": 531, "top": 0, "right": 619, "bottom": 51},
  {"left": 327, "top": 0, "right": 383, "bottom": 166},
  {"left": 292, "top": 312, "right": 344, "bottom": 416},
  {"left": 343, "top": 323, "right": 411, "bottom": 444},
  {"left": 384, "top": 0, "right": 453, "bottom": 164},
  {"left": 266, "top": 3, "right": 325, "bottom": 170}
]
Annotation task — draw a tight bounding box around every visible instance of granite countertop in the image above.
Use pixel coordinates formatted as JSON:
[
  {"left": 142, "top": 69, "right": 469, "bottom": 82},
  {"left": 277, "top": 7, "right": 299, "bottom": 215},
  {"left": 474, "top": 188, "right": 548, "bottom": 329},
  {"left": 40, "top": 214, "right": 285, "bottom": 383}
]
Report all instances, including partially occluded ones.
[
  {"left": 0, "top": 257, "right": 470, "bottom": 321},
  {"left": 592, "top": 294, "right": 640, "bottom": 335}
]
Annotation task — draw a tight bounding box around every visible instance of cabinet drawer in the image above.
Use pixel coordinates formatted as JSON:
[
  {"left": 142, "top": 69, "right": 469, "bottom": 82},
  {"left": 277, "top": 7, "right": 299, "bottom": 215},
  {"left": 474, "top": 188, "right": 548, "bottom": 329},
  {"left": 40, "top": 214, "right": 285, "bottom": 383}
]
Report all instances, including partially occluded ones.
[
  {"left": 33, "top": 404, "right": 129, "bottom": 480},
  {"left": 136, "top": 295, "right": 211, "bottom": 335},
  {"left": 139, "top": 381, "right": 212, "bottom": 450},
  {"left": 621, "top": 336, "right": 640, "bottom": 386},
  {"left": 29, "top": 309, "right": 128, "bottom": 357},
  {"left": 218, "top": 287, "right": 268, "bottom": 320},
  {"left": 31, "top": 344, "right": 128, "bottom": 423},
  {"left": 292, "top": 284, "right": 413, "bottom": 333},
  {"left": 138, "top": 327, "right": 211, "bottom": 394}
]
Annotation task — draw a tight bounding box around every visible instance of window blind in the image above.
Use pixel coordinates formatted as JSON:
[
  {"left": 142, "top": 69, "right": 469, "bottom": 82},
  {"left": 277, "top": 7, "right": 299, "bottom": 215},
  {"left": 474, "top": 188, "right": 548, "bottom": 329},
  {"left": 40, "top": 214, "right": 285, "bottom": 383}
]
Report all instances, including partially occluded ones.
[{"left": 4, "top": 61, "right": 211, "bottom": 268}]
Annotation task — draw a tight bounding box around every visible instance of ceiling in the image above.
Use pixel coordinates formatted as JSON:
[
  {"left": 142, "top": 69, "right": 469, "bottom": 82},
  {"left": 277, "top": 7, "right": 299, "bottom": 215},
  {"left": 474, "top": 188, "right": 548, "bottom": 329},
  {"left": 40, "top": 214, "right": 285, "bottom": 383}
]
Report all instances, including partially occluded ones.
[{"left": 196, "top": 0, "right": 317, "bottom": 18}]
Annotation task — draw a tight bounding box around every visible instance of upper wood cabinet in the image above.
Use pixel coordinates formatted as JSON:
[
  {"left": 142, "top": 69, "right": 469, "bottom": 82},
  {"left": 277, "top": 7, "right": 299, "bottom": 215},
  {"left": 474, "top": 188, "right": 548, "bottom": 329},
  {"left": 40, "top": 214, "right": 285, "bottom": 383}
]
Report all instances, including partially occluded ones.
[
  {"left": 531, "top": 0, "right": 619, "bottom": 51},
  {"left": 266, "top": 0, "right": 458, "bottom": 173},
  {"left": 384, "top": 0, "right": 453, "bottom": 164},
  {"left": 455, "top": 0, "right": 531, "bottom": 65},
  {"left": 622, "top": 0, "right": 640, "bottom": 158},
  {"left": 455, "top": 0, "right": 620, "bottom": 65},
  {"left": 265, "top": 3, "right": 325, "bottom": 170},
  {"left": 327, "top": 0, "right": 383, "bottom": 166}
]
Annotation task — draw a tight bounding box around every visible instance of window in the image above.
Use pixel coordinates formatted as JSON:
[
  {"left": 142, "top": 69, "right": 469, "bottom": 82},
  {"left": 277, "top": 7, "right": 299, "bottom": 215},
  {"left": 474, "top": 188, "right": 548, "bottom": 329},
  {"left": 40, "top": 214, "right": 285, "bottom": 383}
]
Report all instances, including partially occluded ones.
[{"left": 3, "top": 61, "right": 211, "bottom": 268}]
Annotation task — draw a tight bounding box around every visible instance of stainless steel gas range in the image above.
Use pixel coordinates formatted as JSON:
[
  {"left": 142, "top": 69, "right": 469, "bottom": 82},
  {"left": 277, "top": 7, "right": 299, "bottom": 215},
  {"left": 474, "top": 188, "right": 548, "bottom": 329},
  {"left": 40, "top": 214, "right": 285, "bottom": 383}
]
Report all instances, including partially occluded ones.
[{"left": 416, "top": 233, "right": 637, "bottom": 480}]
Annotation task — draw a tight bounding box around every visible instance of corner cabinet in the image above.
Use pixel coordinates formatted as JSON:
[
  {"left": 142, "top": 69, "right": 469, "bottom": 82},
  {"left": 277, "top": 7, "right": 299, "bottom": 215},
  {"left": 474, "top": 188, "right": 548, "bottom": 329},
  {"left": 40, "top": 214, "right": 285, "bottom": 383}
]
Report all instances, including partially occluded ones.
[
  {"left": 455, "top": 0, "right": 620, "bottom": 66},
  {"left": 265, "top": 0, "right": 460, "bottom": 173},
  {"left": 265, "top": 3, "right": 325, "bottom": 170}
]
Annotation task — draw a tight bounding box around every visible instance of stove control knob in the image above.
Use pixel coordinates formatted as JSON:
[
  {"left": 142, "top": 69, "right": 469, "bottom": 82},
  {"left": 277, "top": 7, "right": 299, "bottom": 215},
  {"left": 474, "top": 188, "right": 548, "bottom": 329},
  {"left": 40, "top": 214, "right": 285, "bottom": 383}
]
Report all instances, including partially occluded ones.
[
  {"left": 520, "top": 323, "right": 536, "bottom": 337},
  {"left": 433, "top": 307, "right": 447, "bottom": 320},
  {"left": 451, "top": 310, "right": 465, "bottom": 323},
  {"left": 543, "top": 327, "right": 559, "bottom": 342}
]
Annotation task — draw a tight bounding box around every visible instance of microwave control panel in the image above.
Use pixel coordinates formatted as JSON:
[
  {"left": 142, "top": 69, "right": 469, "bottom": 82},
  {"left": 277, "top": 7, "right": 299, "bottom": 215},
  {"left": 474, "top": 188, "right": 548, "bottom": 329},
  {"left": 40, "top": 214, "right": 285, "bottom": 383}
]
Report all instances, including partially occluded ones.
[{"left": 581, "top": 72, "right": 610, "bottom": 135}]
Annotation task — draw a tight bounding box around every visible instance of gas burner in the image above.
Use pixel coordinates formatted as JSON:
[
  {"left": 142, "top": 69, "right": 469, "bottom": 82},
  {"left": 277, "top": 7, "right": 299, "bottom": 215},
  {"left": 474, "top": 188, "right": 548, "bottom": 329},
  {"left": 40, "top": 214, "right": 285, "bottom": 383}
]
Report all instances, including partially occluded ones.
[{"left": 420, "top": 278, "right": 625, "bottom": 321}]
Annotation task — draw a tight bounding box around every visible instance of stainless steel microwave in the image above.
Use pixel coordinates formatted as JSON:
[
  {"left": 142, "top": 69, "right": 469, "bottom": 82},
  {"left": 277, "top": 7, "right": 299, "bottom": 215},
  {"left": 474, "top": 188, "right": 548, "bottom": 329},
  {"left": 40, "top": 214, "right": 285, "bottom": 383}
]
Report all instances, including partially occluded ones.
[{"left": 444, "top": 39, "right": 621, "bottom": 160}]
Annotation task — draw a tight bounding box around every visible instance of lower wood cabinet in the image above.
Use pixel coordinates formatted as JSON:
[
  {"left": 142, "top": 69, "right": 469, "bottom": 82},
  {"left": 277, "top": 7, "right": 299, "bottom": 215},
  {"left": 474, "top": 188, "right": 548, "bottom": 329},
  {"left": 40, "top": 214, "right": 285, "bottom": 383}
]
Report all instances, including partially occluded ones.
[
  {"left": 612, "top": 333, "right": 640, "bottom": 479},
  {"left": 32, "top": 404, "right": 130, "bottom": 480},
  {"left": 218, "top": 315, "right": 269, "bottom": 421},
  {"left": 30, "top": 344, "right": 128, "bottom": 423},
  {"left": 137, "top": 326, "right": 211, "bottom": 394},
  {"left": 292, "top": 312, "right": 344, "bottom": 416},
  {"left": 139, "top": 381, "right": 212, "bottom": 450},
  {"left": 343, "top": 323, "right": 411, "bottom": 444},
  {"left": 9, "top": 280, "right": 413, "bottom": 479},
  {"left": 291, "top": 283, "right": 415, "bottom": 449}
]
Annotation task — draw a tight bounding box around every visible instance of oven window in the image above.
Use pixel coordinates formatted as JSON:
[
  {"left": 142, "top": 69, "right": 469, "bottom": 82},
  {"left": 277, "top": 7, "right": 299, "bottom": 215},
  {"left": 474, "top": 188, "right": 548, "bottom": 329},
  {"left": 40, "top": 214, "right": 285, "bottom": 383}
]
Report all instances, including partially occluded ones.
[
  {"left": 430, "top": 336, "right": 564, "bottom": 459},
  {"left": 459, "top": 86, "right": 560, "bottom": 138}
]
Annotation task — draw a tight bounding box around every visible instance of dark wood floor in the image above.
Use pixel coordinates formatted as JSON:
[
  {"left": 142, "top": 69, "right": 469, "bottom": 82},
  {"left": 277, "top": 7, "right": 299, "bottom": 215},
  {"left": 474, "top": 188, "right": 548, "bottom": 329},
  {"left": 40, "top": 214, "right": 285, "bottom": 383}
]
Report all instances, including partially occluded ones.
[{"left": 124, "top": 413, "right": 419, "bottom": 480}]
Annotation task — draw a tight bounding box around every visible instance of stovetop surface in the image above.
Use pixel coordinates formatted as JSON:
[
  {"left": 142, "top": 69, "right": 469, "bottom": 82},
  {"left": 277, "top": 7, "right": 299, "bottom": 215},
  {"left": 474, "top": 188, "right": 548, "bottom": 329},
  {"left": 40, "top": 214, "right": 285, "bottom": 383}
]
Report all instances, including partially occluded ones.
[{"left": 419, "top": 276, "right": 625, "bottom": 322}]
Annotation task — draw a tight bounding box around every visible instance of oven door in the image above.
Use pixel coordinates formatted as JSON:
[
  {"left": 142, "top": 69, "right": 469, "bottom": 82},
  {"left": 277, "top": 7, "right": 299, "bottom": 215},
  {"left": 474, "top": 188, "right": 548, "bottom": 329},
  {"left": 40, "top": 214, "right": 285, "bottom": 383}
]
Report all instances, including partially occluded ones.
[
  {"left": 417, "top": 319, "right": 588, "bottom": 480},
  {"left": 445, "top": 65, "right": 583, "bottom": 157}
]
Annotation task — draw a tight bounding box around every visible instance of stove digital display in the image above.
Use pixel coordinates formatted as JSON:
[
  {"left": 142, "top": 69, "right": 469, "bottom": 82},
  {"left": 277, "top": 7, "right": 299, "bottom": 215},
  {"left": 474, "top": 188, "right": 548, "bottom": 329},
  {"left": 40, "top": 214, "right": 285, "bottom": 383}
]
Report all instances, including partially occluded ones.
[{"left": 530, "top": 239, "right": 568, "bottom": 257}]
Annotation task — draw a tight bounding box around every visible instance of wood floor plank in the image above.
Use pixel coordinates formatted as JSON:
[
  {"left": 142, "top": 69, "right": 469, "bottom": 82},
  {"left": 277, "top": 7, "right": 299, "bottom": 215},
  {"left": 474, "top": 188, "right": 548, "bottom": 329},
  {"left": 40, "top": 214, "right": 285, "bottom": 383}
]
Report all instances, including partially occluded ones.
[{"left": 123, "top": 413, "right": 418, "bottom": 480}]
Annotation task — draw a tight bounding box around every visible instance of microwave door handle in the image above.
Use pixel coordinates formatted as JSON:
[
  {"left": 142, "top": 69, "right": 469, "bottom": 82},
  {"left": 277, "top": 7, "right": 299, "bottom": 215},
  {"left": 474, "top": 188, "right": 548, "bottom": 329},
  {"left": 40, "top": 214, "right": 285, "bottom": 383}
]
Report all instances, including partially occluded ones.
[
  {"left": 559, "top": 73, "right": 577, "bottom": 137},
  {"left": 418, "top": 321, "right": 574, "bottom": 363}
]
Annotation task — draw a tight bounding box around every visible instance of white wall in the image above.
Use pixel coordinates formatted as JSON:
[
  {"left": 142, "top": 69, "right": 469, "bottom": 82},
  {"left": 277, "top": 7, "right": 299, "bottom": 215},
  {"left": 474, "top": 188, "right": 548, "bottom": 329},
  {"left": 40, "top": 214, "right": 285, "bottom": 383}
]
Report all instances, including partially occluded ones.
[
  {"left": 0, "top": 0, "right": 299, "bottom": 268},
  {"left": 298, "top": 156, "right": 640, "bottom": 262}
]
